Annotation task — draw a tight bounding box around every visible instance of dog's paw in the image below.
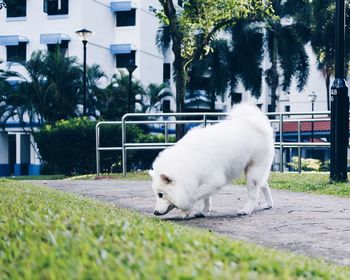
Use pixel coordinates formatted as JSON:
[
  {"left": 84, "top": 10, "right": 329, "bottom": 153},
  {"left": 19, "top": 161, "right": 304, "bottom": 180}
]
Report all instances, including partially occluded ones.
[
  {"left": 237, "top": 209, "right": 252, "bottom": 216},
  {"left": 260, "top": 202, "right": 273, "bottom": 210},
  {"left": 194, "top": 212, "right": 207, "bottom": 218},
  {"left": 180, "top": 210, "right": 191, "bottom": 219}
]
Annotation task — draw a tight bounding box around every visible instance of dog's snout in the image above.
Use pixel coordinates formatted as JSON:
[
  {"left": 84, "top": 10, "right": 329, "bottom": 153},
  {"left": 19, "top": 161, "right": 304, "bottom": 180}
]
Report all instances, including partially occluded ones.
[{"left": 154, "top": 210, "right": 161, "bottom": 216}]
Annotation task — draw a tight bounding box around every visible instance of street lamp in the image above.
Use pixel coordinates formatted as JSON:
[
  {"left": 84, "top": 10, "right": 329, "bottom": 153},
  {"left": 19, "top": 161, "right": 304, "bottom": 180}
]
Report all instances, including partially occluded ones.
[
  {"left": 126, "top": 62, "right": 138, "bottom": 113},
  {"left": 76, "top": 28, "right": 94, "bottom": 116},
  {"left": 330, "top": 0, "right": 349, "bottom": 182},
  {"left": 308, "top": 91, "right": 317, "bottom": 158}
]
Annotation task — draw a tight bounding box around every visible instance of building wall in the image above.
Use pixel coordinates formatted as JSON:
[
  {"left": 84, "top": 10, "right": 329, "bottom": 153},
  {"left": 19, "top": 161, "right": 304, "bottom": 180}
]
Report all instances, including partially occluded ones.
[{"left": 0, "top": 0, "right": 164, "bottom": 87}]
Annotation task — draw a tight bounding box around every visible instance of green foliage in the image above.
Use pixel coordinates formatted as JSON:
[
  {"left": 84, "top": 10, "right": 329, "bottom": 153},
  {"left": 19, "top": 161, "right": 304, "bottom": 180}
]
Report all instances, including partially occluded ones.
[
  {"left": 0, "top": 50, "right": 82, "bottom": 125},
  {"left": 234, "top": 172, "right": 350, "bottom": 198},
  {"left": 33, "top": 118, "right": 167, "bottom": 175},
  {"left": 268, "top": 173, "right": 350, "bottom": 197},
  {"left": 166, "top": 0, "right": 272, "bottom": 60},
  {"left": 96, "top": 71, "right": 147, "bottom": 120},
  {"left": 1, "top": 179, "right": 349, "bottom": 279},
  {"left": 288, "top": 157, "right": 321, "bottom": 172}
]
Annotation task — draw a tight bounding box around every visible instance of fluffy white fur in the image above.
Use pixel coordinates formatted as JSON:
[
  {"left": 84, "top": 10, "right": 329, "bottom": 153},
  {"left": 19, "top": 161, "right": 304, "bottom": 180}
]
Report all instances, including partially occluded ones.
[{"left": 149, "top": 103, "right": 275, "bottom": 218}]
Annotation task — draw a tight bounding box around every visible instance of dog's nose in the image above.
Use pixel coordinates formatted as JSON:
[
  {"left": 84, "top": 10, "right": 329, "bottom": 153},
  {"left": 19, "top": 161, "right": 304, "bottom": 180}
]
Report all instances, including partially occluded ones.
[{"left": 154, "top": 210, "right": 161, "bottom": 216}]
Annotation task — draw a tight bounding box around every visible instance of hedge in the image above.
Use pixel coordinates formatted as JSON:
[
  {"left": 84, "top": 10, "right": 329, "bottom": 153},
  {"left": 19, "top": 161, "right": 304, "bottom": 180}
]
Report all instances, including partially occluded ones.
[{"left": 33, "top": 118, "right": 170, "bottom": 175}]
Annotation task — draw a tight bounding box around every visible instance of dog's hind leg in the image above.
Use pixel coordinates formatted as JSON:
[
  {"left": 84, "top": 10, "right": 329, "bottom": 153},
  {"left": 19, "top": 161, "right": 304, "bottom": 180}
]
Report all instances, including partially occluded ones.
[
  {"left": 238, "top": 165, "right": 265, "bottom": 215},
  {"left": 195, "top": 196, "right": 212, "bottom": 218},
  {"left": 261, "top": 183, "right": 273, "bottom": 209}
]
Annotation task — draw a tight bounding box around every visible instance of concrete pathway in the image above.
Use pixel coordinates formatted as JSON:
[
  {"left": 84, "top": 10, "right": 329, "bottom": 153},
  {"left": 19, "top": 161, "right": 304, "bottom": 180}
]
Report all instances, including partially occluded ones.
[{"left": 30, "top": 179, "right": 350, "bottom": 265}]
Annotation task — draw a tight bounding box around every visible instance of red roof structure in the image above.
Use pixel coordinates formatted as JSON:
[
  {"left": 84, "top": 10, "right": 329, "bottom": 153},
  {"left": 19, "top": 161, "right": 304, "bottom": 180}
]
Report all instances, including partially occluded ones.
[{"left": 281, "top": 121, "right": 331, "bottom": 133}]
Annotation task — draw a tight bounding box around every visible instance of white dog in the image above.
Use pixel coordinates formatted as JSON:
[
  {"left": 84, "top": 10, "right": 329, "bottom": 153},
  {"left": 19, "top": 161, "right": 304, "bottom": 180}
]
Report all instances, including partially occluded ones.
[{"left": 148, "top": 103, "right": 274, "bottom": 218}]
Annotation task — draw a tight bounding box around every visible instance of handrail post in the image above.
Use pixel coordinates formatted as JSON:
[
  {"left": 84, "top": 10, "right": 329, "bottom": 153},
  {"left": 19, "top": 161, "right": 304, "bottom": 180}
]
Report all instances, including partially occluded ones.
[
  {"left": 203, "top": 114, "right": 207, "bottom": 127},
  {"left": 279, "top": 113, "right": 283, "bottom": 172},
  {"left": 122, "top": 116, "right": 127, "bottom": 176},
  {"left": 297, "top": 120, "right": 301, "bottom": 173},
  {"left": 96, "top": 123, "right": 100, "bottom": 176},
  {"left": 164, "top": 121, "right": 168, "bottom": 143}
]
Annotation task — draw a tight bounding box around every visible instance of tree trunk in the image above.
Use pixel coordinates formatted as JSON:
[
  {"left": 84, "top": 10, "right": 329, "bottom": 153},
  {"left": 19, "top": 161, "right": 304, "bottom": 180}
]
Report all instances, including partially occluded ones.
[
  {"left": 173, "top": 49, "right": 186, "bottom": 140},
  {"left": 270, "top": 34, "right": 279, "bottom": 116},
  {"left": 161, "top": 0, "right": 187, "bottom": 140},
  {"left": 210, "top": 90, "right": 216, "bottom": 111},
  {"left": 326, "top": 74, "right": 330, "bottom": 111}
]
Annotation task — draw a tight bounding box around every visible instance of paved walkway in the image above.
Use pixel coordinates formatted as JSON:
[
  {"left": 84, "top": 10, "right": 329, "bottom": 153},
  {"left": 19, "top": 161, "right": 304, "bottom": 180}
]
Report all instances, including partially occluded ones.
[{"left": 31, "top": 179, "right": 350, "bottom": 265}]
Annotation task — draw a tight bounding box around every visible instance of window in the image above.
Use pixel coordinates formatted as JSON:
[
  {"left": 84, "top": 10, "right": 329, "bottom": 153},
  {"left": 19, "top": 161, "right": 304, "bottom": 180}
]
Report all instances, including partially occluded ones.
[
  {"left": 47, "top": 40, "right": 69, "bottom": 56},
  {"left": 285, "top": 105, "right": 290, "bottom": 112},
  {"left": 6, "top": 42, "right": 27, "bottom": 62},
  {"left": 7, "top": 0, "right": 26, "bottom": 18},
  {"left": 116, "top": 51, "right": 136, "bottom": 68},
  {"left": 162, "top": 100, "right": 171, "bottom": 113},
  {"left": 163, "top": 63, "right": 171, "bottom": 83},
  {"left": 44, "top": 0, "right": 69, "bottom": 15},
  {"left": 116, "top": 9, "right": 136, "bottom": 27}
]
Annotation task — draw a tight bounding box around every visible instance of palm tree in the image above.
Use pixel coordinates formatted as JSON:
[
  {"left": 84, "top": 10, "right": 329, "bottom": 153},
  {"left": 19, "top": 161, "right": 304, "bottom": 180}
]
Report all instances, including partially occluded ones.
[
  {"left": 0, "top": 50, "right": 82, "bottom": 126},
  {"left": 96, "top": 70, "right": 146, "bottom": 120},
  {"left": 227, "top": 20, "right": 265, "bottom": 100},
  {"left": 84, "top": 64, "right": 107, "bottom": 118},
  {"left": 143, "top": 83, "right": 173, "bottom": 112},
  {"left": 310, "top": 0, "right": 350, "bottom": 110},
  {"left": 44, "top": 49, "right": 81, "bottom": 121},
  {"left": 0, "top": 60, "right": 29, "bottom": 127},
  {"left": 188, "top": 39, "right": 230, "bottom": 111},
  {"left": 264, "top": 0, "right": 311, "bottom": 113}
]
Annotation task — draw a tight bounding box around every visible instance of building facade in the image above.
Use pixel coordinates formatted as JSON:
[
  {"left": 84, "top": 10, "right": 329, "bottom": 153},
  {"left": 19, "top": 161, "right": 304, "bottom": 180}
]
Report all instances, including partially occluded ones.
[{"left": 0, "top": 0, "right": 171, "bottom": 176}]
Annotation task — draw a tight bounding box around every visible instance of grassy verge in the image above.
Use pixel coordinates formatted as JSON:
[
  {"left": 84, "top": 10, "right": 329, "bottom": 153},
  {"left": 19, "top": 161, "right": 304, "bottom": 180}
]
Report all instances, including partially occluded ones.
[
  {"left": 0, "top": 179, "right": 349, "bottom": 279},
  {"left": 5, "top": 174, "right": 66, "bottom": 180},
  {"left": 234, "top": 173, "right": 350, "bottom": 198}
]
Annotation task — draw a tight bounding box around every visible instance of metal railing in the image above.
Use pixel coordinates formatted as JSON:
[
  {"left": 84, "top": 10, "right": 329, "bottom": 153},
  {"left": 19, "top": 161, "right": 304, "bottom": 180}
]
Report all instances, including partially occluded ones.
[{"left": 96, "top": 110, "right": 345, "bottom": 175}]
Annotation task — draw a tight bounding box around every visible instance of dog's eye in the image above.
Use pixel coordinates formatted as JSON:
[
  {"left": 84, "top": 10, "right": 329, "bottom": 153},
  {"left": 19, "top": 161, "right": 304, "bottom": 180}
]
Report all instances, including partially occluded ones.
[{"left": 158, "top": 193, "right": 163, "bottom": 198}]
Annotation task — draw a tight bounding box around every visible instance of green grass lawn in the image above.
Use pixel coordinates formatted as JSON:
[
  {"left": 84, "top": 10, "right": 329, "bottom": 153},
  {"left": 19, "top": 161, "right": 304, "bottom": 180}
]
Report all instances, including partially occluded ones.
[
  {"left": 234, "top": 172, "right": 350, "bottom": 198},
  {"left": 1, "top": 179, "right": 350, "bottom": 279}
]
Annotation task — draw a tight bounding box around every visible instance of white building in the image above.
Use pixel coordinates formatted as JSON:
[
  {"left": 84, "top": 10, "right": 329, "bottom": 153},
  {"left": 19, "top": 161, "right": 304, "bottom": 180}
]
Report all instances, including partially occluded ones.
[
  {"left": 0, "top": 0, "right": 173, "bottom": 176},
  {"left": 0, "top": 0, "right": 168, "bottom": 85}
]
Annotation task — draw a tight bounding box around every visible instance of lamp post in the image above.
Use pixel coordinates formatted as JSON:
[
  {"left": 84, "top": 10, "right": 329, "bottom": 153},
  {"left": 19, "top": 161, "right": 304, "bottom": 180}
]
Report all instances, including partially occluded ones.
[
  {"left": 76, "top": 28, "right": 93, "bottom": 116},
  {"left": 126, "top": 62, "right": 137, "bottom": 113},
  {"left": 308, "top": 91, "right": 317, "bottom": 158},
  {"left": 330, "top": 0, "right": 349, "bottom": 182}
]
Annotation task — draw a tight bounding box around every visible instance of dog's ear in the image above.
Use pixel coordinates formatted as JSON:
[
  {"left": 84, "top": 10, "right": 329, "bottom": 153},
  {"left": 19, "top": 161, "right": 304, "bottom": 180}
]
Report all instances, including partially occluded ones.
[
  {"left": 148, "top": 169, "right": 155, "bottom": 178},
  {"left": 160, "top": 174, "right": 172, "bottom": 185}
]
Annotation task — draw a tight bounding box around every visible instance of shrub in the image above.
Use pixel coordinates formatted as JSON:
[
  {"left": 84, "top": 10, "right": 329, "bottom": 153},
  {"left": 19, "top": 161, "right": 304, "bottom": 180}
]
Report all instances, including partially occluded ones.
[
  {"left": 288, "top": 156, "right": 321, "bottom": 172},
  {"left": 34, "top": 118, "right": 166, "bottom": 175}
]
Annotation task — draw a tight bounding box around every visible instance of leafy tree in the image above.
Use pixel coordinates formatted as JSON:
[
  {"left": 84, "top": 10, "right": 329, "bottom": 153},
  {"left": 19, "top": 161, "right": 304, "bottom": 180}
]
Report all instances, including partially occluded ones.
[
  {"left": 310, "top": 0, "right": 350, "bottom": 110},
  {"left": 157, "top": 0, "right": 271, "bottom": 138}
]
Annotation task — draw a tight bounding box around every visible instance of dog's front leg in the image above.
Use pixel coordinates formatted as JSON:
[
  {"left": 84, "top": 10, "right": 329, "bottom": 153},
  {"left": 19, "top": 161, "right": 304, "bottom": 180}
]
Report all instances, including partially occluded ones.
[
  {"left": 180, "top": 209, "right": 192, "bottom": 219},
  {"left": 194, "top": 196, "right": 212, "bottom": 218}
]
